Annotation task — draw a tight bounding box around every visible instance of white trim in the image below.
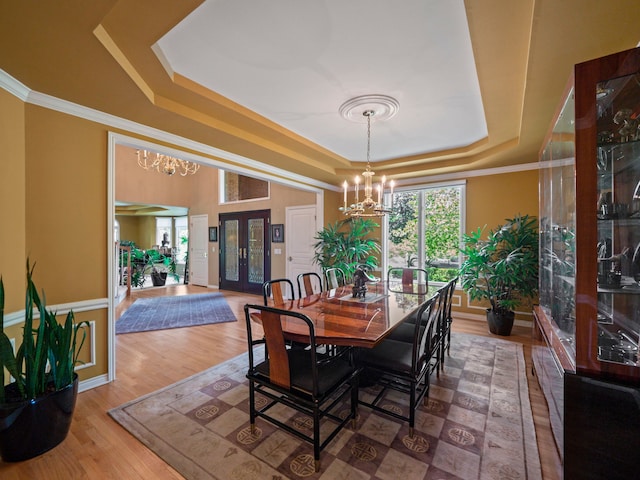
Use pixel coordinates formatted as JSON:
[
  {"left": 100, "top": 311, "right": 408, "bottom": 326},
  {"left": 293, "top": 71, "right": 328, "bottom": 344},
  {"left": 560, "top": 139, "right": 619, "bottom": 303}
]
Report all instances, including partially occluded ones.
[
  {"left": 0, "top": 68, "right": 30, "bottom": 101},
  {"left": 454, "top": 311, "right": 534, "bottom": 329},
  {"left": 0, "top": 68, "right": 335, "bottom": 192},
  {"left": 107, "top": 133, "right": 117, "bottom": 384},
  {"left": 3, "top": 298, "right": 108, "bottom": 328},
  {"left": 74, "top": 320, "right": 97, "bottom": 371},
  {"left": 78, "top": 374, "right": 110, "bottom": 393},
  {"left": 1, "top": 68, "right": 542, "bottom": 191},
  {"left": 393, "top": 162, "right": 539, "bottom": 188}
]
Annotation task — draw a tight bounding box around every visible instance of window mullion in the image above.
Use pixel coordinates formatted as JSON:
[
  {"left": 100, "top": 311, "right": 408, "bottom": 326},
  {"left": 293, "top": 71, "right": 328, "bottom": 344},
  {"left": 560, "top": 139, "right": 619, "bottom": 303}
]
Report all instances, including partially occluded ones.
[{"left": 418, "top": 190, "right": 426, "bottom": 269}]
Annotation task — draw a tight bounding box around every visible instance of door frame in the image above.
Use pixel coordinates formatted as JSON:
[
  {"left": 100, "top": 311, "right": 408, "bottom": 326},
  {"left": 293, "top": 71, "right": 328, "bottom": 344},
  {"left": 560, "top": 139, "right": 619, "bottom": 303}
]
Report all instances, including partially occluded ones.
[
  {"left": 188, "top": 214, "right": 209, "bottom": 287},
  {"left": 107, "top": 132, "right": 325, "bottom": 383},
  {"left": 285, "top": 204, "right": 322, "bottom": 281},
  {"left": 219, "top": 209, "right": 271, "bottom": 295}
]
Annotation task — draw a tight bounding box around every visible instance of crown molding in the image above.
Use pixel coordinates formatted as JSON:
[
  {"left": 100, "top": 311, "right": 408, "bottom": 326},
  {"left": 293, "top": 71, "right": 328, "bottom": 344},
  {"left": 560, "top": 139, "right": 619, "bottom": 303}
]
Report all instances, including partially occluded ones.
[
  {"left": 1, "top": 68, "right": 543, "bottom": 191},
  {"left": 0, "top": 69, "right": 335, "bottom": 192},
  {"left": 0, "top": 68, "right": 30, "bottom": 101}
]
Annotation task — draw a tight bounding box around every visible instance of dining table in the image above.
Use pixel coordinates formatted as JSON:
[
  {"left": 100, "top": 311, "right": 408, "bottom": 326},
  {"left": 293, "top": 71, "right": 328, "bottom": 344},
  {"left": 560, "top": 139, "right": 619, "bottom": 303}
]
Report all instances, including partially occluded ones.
[{"left": 263, "top": 281, "right": 440, "bottom": 348}]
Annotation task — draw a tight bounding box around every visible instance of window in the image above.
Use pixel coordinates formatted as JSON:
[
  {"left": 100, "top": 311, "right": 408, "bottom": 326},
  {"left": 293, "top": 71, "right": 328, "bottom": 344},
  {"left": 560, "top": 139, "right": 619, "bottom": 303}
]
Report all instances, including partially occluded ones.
[
  {"left": 220, "top": 171, "right": 269, "bottom": 203},
  {"left": 174, "top": 216, "right": 188, "bottom": 263},
  {"left": 156, "top": 217, "right": 172, "bottom": 249},
  {"left": 385, "top": 182, "right": 464, "bottom": 283}
]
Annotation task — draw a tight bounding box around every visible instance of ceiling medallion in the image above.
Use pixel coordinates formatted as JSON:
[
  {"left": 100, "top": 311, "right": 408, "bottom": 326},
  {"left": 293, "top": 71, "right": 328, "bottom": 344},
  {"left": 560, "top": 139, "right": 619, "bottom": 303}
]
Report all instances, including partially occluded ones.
[{"left": 339, "top": 95, "right": 399, "bottom": 218}]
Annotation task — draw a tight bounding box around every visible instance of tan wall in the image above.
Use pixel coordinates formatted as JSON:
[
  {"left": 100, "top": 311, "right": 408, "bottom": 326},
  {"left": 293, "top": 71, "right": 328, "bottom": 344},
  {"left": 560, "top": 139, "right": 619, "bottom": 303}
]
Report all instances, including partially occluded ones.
[
  {"left": 0, "top": 89, "right": 26, "bottom": 312},
  {"left": 466, "top": 170, "right": 539, "bottom": 237},
  {"left": 1, "top": 88, "right": 541, "bottom": 389},
  {"left": 461, "top": 169, "right": 540, "bottom": 323},
  {"left": 25, "top": 105, "right": 107, "bottom": 303},
  {"left": 115, "top": 145, "right": 194, "bottom": 206},
  {"left": 116, "top": 145, "right": 319, "bottom": 283},
  {"left": 209, "top": 173, "right": 317, "bottom": 281}
]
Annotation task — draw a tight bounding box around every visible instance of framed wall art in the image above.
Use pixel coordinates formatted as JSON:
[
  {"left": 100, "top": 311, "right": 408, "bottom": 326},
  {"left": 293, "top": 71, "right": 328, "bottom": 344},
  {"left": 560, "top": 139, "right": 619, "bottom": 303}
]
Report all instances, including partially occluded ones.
[{"left": 271, "top": 224, "right": 284, "bottom": 243}]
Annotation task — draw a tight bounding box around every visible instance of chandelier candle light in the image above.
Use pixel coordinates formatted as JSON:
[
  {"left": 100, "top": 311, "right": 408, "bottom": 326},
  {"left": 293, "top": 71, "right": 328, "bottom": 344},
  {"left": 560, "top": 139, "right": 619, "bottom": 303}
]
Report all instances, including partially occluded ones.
[
  {"left": 339, "top": 95, "right": 398, "bottom": 217},
  {"left": 137, "top": 150, "right": 200, "bottom": 176}
]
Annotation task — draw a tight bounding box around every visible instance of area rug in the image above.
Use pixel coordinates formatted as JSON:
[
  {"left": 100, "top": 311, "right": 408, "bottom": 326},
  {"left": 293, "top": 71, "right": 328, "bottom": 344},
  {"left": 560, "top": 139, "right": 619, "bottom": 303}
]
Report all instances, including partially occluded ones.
[
  {"left": 108, "top": 333, "right": 542, "bottom": 479},
  {"left": 116, "top": 293, "right": 237, "bottom": 334}
]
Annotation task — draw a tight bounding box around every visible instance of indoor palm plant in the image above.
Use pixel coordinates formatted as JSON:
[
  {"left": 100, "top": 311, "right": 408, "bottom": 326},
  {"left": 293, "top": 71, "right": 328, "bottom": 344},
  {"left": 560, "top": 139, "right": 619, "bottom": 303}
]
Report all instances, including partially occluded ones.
[
  {"left": 459, "top": 214, "right": 539, "bottom": 335},
  {"left": 313, "top": 217, "right": 381, "bottom": 282},
  {"left": 0, "top": 260, "right": 89, "bottom": 461}
]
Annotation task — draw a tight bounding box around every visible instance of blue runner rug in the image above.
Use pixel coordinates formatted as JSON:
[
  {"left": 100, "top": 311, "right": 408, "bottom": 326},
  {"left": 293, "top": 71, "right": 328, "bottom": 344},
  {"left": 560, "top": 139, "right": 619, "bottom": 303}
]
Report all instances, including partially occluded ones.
[{"left": 116, "top": 293, "right": 237, "bottom": 334}]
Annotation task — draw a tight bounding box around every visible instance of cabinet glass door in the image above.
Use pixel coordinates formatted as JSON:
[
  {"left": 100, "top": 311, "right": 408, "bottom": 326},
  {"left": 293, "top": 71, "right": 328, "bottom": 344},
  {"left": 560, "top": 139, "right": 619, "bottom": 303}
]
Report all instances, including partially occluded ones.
[{"left": 595, "top": 72, "right": 640, "bottom": 368}]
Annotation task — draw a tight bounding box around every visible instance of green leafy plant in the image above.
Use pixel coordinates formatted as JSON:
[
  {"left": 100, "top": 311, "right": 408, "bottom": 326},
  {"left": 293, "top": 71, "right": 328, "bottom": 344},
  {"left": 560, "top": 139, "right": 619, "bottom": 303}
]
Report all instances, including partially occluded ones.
[
  {"left": 119, "top": 242, "right": 178, "bottom": 287},
  {"left": 0, "top": 260, "right": 89, "bottom": 403},
  {"left": 459, "top": 214, "right": 539, "bottom": 315},
  {"left": 313, "top": 217, "right": 381, "bottom": 281}
]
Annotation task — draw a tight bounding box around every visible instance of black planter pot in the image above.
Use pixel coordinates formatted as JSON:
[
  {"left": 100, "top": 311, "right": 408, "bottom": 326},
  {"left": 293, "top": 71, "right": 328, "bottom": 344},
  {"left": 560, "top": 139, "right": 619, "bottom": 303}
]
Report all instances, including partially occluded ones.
[
  {"left": 0, "top": 374, "right": 79, "bottom": 462},
  {"left": 486, "top": 308, "right": 515, "bottom": 336},
  {"left": 151, "top": 271, "right": 167, "bottom": 286}
]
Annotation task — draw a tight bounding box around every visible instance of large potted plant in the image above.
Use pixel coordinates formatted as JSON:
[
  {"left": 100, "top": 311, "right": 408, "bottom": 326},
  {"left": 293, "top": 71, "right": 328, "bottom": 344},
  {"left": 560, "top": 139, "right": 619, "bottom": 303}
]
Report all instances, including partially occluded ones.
[
  {"left": 312, "top": 217, "right": 381, "bottom": 281},
  {"left": 146, "top": 249, "right": 178, "bottom": 287},
  {"left": 459, "top": 214, "right": 539, "bottom": 335},
  {"left": 0, "top": 261, "right": 89, "bottom": 462},
  {"left": 119, "top": 243, "right": 178, "bottom": 288}
]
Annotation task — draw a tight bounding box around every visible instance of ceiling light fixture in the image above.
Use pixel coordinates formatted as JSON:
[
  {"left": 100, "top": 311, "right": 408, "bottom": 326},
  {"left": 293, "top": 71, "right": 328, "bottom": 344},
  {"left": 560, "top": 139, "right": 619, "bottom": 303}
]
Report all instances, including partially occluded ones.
[
  {"left": 136, "top": 150, "right": 200, "bottom": 176},
  {"left": 339, "top": 95, "right": 398, "bottom": 217}
]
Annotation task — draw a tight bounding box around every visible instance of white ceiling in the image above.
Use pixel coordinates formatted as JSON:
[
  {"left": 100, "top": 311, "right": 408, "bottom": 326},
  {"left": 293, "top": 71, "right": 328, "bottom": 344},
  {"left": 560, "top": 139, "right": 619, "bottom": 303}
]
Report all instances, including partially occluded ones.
[{"left": 154, "top": 0, "right": 487, "bottom": 163}]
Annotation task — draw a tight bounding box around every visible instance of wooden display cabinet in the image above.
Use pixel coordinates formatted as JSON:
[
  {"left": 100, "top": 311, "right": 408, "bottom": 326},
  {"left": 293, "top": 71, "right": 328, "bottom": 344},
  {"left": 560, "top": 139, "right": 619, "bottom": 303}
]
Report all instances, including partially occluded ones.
[{"left": 536, "top": 46, "right": 640, "bottom": 478}]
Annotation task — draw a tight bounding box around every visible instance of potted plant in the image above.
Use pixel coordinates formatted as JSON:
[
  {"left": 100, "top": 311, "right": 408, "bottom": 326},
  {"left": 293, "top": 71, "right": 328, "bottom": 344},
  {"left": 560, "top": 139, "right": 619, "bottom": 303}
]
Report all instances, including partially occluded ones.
[
  {"left": 147, "top": 249, "right": 178, "bottom": 287},
  {"left": 459, "top": 214, "right": 539, "bottom": 336},
  {"left": 313, "top": 217, "right": 381, "bottom": 282},
  {"left": 0, "top": 261, "right": 89, "bottom": 462}
]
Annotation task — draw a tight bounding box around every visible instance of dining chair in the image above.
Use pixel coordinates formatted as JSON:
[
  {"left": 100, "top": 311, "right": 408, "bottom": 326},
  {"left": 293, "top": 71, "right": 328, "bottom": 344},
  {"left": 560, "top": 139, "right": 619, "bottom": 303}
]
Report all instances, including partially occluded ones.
[
  {"left": 357, "top": 295, "right": 439, "bottom": 436},
  {"left": 440, "top": 277, "right": 458, "bottom": 363},
  {"left": 244, "top": 303, "right": 359, "bottom": 472},
  {"left": 386, "top": 284, "right": 446, "bottom": 374},
  {"left": 387, "top": 267, "right": 429, "bottom": 294},
  {"left": 296, "top": 272, "right": 323, "bottom": 298},
  {"left": 324, "top": 267, "right": 346, "bottom": 290},
  {"left": 262, "top": 278, "right": 295, "bottom": 306}
]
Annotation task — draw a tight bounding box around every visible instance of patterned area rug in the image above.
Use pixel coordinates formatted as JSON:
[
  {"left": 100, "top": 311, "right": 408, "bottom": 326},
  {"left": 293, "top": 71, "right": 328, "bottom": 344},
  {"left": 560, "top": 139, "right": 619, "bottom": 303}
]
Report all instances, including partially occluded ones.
[
  {"left": 116, "top": 293, "right": 237, "bottom": 334},
  {"left": 109, "top": 333, "right": 541, "bottom": 479}
]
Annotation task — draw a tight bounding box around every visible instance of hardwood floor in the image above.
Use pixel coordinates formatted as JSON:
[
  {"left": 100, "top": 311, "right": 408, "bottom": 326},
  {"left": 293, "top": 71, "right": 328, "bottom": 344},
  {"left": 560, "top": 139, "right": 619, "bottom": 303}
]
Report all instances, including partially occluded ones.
[{"left": 0, "top": 285, "right": 562, "bottom": 479}]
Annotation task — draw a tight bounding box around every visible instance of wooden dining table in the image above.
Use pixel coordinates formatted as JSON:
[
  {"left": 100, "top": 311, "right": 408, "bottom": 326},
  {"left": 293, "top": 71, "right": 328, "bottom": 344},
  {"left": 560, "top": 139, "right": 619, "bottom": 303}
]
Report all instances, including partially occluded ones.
[{"left": 264, "top": 281, "right": 439, "bottom": 348}]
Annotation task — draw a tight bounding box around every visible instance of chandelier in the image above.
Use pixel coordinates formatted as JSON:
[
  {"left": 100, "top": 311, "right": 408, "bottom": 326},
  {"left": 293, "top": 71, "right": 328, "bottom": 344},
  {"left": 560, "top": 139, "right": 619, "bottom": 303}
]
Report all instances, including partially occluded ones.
[
  {"left": 136, "top": 150, "right": 200, "bottom": 176},
  {"left": 339, "top": 95, "right": 398, "bottom": 217}
]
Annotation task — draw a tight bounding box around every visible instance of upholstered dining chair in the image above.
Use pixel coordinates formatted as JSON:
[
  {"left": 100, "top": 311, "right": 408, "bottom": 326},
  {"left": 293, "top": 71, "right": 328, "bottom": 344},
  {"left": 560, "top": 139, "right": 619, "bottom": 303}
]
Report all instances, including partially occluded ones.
[
  {"left": 357, "top": 295, "right": 439, "bottom": 436},
  {"left": 387, "top": 267, "right": 429, "bottom": 294},
  {"left": 262, "top": 278, "right": 295, "bottom": 306},
  {"left": 324, "top": 267, "right": 346, "bottom": 290},
  {"left": 386, "top": 283, "right": 447, "bottom": 374},
  {"left": 440, "top": 277, "right": 458, "bottom": 363},
  {"left": 296, "top": 272, "right": 323, "bottom": 298},
  {"left": 244, "top": 303, "right": 359, "bottom": 472}
]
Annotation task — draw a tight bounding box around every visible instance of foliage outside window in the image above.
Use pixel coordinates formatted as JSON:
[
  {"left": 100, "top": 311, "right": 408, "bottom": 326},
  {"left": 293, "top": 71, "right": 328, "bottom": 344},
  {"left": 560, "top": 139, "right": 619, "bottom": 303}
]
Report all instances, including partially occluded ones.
[{"left": 387, "top": 185, "right": 463, "bottom": 283}]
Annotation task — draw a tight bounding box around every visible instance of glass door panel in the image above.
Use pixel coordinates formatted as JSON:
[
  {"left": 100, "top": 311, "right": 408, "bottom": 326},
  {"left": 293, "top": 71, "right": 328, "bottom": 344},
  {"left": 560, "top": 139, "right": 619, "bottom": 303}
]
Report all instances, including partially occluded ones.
[{"left": 219, "top": 210, "right": 270, "bottom": 294}]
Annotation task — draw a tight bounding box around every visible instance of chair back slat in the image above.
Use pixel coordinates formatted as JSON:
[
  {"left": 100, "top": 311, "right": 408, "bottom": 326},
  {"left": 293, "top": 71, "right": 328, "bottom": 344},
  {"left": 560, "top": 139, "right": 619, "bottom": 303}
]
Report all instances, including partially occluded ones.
[
  {"left": 271, "top": 282, "right": 285, "bottom": 306},
  {"left": 297, "top": 272, "right": 323, "bottom": 298},
  {"left": 324, "top": 268, "right": 346, "bottom": 289},
  {"left": 261, "top": 309, "right": 291, "bottom": 389},
  {"left": 263, "top": 278, "right": 294, "bottom": 306},
  {"left": 388, "top": 267, "right": 428, "bottom": 293}
]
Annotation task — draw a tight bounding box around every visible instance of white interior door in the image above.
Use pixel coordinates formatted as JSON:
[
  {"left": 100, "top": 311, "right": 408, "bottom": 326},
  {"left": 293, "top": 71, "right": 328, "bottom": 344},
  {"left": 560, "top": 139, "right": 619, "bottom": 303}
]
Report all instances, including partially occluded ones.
[
  {"left": 286, "top": 205, "right": 319, "bottom": 284},
  {"left": 189, "top": 214, "right": 208, "bottom": 286}
]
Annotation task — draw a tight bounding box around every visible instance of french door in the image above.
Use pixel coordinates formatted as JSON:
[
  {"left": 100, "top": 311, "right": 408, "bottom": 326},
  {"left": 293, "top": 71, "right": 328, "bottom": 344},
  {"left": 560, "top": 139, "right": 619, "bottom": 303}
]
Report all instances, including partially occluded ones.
[{"left": 219, "top": 209, "right": 270, "bottom": 294}]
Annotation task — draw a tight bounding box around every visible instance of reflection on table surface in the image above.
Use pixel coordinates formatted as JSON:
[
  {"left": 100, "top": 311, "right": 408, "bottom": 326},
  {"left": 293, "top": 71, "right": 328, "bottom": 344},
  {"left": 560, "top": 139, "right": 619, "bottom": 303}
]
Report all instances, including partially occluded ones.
[{"left": 266, "top": 282, "right": 439, "bottom": 348}]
